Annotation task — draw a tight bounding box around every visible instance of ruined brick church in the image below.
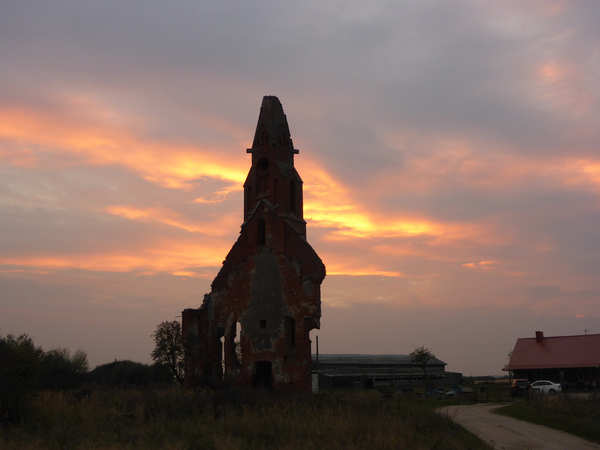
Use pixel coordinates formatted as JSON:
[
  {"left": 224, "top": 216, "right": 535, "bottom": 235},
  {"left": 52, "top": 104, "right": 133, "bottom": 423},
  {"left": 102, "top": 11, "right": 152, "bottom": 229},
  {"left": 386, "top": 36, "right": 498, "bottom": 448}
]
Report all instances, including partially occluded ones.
[{"left": 182, "top": 96, "right": 326, "bottom": 391}]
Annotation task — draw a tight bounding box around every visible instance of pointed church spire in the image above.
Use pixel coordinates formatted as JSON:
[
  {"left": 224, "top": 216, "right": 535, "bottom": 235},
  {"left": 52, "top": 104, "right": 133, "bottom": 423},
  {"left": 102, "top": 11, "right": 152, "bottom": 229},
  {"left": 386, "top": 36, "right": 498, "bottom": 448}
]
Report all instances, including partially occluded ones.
[
  {"left": 246, "top": 96, "right": 299, "bottom": 165},
  {"left": 243, "top": 96, "right": 305, "bottom": 235}
]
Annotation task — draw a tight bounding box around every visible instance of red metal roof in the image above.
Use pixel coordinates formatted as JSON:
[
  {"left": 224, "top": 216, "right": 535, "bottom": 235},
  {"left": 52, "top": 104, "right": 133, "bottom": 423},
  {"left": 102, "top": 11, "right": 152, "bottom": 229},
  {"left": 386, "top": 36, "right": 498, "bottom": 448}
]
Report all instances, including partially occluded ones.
[{"left": 505, "top": 333, "right": 600, "bottom": 370}]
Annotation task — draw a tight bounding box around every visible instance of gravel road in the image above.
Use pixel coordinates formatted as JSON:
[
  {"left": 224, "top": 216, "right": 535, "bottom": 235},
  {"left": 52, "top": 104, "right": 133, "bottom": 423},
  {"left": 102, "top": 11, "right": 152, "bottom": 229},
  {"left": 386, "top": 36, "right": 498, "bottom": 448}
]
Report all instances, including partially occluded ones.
[{"left": 441, "top": 403, "right": 600, "bottom": 450}]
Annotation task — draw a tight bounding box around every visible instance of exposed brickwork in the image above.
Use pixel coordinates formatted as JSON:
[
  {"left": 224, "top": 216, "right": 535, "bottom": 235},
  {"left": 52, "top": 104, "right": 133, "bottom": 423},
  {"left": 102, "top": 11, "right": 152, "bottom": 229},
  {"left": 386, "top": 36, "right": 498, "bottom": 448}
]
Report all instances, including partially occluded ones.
[{"left": 182, "top": 96, "right": 325, "bottom": 391}]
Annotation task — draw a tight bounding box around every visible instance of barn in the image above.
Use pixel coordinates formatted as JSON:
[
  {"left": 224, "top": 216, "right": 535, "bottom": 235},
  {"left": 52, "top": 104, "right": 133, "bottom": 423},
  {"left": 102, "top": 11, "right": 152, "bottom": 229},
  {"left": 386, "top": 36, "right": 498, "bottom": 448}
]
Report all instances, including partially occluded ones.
[{"left": 504, "top": 331, "right": 600, "bottom": 390}]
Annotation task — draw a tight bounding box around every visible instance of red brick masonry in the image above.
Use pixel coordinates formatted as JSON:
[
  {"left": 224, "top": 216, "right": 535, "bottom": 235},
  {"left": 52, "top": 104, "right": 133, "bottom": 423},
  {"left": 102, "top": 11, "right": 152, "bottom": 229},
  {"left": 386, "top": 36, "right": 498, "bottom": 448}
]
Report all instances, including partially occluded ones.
[{"left": 182, "top": 96, "right": 325, "bottom": 391}]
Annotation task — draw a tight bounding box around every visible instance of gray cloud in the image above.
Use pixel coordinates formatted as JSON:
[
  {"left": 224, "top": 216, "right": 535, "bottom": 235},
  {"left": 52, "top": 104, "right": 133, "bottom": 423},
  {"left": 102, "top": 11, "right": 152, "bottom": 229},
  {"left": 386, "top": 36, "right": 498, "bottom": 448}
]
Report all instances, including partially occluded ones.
[{"left": 1, "top": 0, "right": 600, "bottom": 374}]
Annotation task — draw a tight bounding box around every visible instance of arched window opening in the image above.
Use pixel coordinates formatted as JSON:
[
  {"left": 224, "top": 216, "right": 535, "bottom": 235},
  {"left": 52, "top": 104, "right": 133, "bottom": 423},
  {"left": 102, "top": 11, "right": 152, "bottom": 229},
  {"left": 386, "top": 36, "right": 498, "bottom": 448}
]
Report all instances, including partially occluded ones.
[
  {"left": 258, "top": 175, "right": 264, "bottom": 193},
  {"left": 258, "top": 157, "right": 269, "bottom": 172},
  {"left": 259, "top": 126, "right": 269, "bottom": 149},
  {"left": 285, "top": 316, "right": 296, "bottom": 350},
  {"left": 246, "top": 186, "right": 253, "bottom": 215},
  {"left": 290, "top": 180, "right": 297, "bottom": 214},
  {"left": 257, "top": 218, "right": 266, "bottom": 247}
]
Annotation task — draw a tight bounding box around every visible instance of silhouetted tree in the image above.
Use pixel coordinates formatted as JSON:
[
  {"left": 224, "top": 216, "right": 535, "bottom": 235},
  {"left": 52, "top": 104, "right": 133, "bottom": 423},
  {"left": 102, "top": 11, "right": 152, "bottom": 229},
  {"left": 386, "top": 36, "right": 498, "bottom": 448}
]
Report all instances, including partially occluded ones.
[
  {"left": 151, "top": 321, "right": 184, "bottom": 385},
  {"left": 410, "top": 346, "right": 435, "bottom": 389},
  {"left": 38, "top": 347, "right": 89, "bottom": 391},
  {"left": 0, "top": 333, "right": 43, "bottom": 423}
]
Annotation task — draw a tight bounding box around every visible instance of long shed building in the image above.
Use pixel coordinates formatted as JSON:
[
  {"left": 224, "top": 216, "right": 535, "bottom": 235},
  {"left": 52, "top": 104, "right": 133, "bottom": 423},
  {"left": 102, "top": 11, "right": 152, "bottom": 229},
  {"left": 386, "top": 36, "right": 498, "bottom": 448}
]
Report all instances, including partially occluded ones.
[{"left": 313, "top": 354, "right": 462, "bottom": 390}]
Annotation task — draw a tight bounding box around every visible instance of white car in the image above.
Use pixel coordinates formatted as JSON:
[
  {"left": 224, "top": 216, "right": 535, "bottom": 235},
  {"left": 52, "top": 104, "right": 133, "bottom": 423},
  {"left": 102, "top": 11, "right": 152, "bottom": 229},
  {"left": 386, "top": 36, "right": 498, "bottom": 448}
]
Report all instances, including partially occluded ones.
[{"left": 531, "top": 380, "right": 562, "bottom": 395}]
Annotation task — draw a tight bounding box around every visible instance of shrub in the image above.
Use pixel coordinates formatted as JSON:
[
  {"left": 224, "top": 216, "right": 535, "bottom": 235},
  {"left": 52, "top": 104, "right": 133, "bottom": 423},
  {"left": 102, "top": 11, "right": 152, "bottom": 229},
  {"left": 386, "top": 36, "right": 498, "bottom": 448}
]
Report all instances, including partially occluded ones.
[
  {"left": 38, "top": 347, "right": 89, "bottom": 391},
  {"left": 86, "top": 360, "right": 175, "bottom": 387}
]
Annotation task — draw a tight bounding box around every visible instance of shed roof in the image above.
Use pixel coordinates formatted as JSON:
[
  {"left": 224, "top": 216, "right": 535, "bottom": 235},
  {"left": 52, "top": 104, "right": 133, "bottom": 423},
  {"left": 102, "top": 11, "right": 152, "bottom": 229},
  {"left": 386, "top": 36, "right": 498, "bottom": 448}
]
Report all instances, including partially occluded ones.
[
  {"left": 312, "top": 354, "right": 447, "bottom": 366},
  {"left": 505, "top": 333, "right": 600, "bottom": 370}
]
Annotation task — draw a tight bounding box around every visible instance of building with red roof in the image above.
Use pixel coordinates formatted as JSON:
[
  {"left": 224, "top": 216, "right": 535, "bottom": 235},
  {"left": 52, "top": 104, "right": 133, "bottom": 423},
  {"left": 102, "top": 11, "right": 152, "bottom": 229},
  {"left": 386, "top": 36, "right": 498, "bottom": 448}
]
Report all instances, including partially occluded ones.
[{"left": 505, "top": 331, "right": 600, "bottom": 389}]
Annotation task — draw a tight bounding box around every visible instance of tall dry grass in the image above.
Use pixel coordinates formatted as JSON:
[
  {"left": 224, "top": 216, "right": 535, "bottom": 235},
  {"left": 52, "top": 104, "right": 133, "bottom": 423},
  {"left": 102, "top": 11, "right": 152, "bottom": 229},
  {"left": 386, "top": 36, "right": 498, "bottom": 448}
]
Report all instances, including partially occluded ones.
[
  {"left": 496, "top": 392, "right": 600, "bottom": 444},
  {"left": 0, "top": 388, "right": 489, "bottom": 450}
]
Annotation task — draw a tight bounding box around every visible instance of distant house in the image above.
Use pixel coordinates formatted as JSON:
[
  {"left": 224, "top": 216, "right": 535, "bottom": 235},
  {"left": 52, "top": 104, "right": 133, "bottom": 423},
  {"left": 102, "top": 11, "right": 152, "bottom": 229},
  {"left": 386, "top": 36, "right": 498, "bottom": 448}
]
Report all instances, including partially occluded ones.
[
  {"left": 504, "top": 331, "right": 600, "bottom": 389},
  {"left": 312, "top": 354, "right": 462, "bottom": 390}
]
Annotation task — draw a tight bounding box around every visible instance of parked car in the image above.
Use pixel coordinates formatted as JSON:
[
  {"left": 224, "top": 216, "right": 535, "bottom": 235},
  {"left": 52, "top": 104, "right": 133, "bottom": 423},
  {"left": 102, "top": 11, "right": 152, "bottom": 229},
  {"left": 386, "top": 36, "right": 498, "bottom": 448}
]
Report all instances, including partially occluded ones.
[
  {"left": 531, "top": 380, "right": 562, "bottom": 395},
  {"left": 510, "top": 379, "right": 531, "bottom": 397}
]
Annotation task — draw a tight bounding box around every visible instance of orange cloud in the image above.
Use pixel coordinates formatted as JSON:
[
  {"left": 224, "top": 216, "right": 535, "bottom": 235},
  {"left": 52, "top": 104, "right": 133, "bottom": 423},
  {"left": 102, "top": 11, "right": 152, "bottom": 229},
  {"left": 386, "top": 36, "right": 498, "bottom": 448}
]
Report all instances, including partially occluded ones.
[
  {"left": 4, "top": 91, "right": 597, "bottom": 286},
  {"left": 531, "top": 0, "right": 567, "bottom": 16},
  {"left": 302, "top": 165, "right": 438, "bottom": 239},
  {"left": 105, "top": 204, "right": 238, "bottom": 236},
  {"left": 326, "top": 264, "right": 404, "bottom": 278},
  {"left": 462, "top": 261, "right": 499, "bottom": 269},
  {"left": 573, "top": 161, "right": 600, "bottom": 190},
  {"left": 538, "top": 63, "right": 565, "bottom": 84},
  {"left": 549, "top": 159, "right": 600, "bottom": 192},
  {"left": 0, "top": 234, "right": 230, "bottom": 273},
  {"left": 0, "top": 103, "right": 248, "bottom": 191},
  {"left": 0, "top": 269, "right": 51, "bottom": 275},
  {"left": 534, "top": 61, "right": 592, "bottom": 114},
  {"left": 377, "top": 130, "right": 600, "bottom": 196}
]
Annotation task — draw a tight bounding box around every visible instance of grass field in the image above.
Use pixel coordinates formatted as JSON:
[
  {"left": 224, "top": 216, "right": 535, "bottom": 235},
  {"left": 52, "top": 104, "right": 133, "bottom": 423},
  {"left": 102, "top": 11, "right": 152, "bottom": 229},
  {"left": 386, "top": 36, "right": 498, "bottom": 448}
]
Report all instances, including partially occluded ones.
[
  {"left": 495, "top": 393, "right": 600, "bottom": 444},
  {"left": 0, "top": 388, "right": 490, "bottom": 450}
]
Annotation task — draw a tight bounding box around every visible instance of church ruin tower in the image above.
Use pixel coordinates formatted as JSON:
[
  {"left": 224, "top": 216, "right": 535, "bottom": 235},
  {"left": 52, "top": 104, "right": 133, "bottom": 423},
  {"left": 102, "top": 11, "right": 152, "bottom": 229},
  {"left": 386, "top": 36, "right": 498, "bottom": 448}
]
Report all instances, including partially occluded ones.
[{"left": 182, "top": 96, "right": 326, "bottom": 391}]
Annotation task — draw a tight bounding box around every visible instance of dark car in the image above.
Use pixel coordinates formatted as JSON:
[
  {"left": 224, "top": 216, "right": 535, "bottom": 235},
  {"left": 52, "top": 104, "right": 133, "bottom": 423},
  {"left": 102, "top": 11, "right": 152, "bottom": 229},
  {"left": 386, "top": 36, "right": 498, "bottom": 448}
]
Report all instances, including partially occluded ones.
[{"left": 510, "top": 379, "right": 531, "bottom": 397}]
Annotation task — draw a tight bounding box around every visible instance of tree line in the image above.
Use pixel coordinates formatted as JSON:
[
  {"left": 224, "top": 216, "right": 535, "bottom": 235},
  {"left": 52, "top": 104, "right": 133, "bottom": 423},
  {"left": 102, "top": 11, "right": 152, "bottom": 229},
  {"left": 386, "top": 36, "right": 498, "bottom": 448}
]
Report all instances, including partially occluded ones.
[{"left": 0, "top": 322, "right": 183, "bottom": 424}]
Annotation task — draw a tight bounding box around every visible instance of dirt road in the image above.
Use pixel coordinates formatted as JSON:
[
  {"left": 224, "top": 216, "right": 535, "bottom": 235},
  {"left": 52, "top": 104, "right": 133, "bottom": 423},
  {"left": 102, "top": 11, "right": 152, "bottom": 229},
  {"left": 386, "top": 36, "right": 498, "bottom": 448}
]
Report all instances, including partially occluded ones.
[{"left": 442, "top": 403, "right": 600, "bottom": 450}]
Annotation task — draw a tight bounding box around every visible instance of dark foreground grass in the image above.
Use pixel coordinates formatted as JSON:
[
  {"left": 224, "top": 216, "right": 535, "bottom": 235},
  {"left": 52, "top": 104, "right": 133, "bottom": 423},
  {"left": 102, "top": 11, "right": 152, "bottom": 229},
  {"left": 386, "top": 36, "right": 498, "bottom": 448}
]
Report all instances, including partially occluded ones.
[
  {"left": 0, "top": 388, "right": 490, "bottom": 450},
  {"left": 495, "top": 393, "right": 600, "bottom": 444}
]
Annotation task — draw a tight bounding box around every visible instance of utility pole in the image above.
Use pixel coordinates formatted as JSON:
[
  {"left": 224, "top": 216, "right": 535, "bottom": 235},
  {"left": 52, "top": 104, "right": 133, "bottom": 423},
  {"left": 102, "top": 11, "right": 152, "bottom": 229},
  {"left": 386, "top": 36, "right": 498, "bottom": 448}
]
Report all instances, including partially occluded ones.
[{"left": 316, "top": 335, "right": 319, "bottom": 369}]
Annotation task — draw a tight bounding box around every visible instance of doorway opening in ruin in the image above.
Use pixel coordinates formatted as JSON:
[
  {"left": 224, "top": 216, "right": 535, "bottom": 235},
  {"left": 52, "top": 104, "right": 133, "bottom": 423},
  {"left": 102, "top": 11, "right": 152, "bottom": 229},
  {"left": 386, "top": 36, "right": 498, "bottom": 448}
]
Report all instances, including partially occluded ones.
[
  {"left": 220, "top": 335, "right": 225, "bottom": 378},
  {"left": 309, "top": 329, "right": 318, "bottom": 370},
  {"left": 253, "top": 361, "right": 272, "bottom": 389},
  {"left": 234, "top": 321, "right": 241, "bottom": 366}
]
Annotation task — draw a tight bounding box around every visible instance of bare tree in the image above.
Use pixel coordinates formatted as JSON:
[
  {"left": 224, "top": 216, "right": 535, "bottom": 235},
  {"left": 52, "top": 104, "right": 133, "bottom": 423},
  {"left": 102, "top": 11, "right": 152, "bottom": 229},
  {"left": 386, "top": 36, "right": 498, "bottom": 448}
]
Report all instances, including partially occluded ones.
[
  {"left": 410, "top": 346, "right": 435, "bottom": 389},
  {"left": 151, "top": 321, "right": 184, "bottom": 386}
]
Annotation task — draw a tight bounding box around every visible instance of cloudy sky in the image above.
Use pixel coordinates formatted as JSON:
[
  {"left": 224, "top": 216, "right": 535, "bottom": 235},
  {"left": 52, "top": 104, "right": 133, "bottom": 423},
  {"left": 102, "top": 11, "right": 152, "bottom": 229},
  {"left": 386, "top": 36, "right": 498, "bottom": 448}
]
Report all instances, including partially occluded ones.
[{"left": 1, "top": 0, "right": 599, "bottom": 376}]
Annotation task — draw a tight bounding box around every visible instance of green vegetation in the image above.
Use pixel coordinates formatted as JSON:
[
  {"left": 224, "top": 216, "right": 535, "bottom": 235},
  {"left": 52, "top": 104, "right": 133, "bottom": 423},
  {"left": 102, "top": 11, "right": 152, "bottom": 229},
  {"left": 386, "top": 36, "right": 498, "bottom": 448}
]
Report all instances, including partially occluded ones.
[
  {"left": 38, "top": 347, "right": 89, "bottom": 391},
  {"left": 1, "top": 333, "right": 90, "bottom": 423},
  {"left": 0, "top": 388, "right": 490, "bottom": 450},
  {"left": 87, "top": 360, "right": 175, "bottom": 387},
  {"left": 409, "top": 346, "right": 435, "bottom": 387},
  {"left": 0, "top": 330, "right": 489, "bottom": 449},
  {"left": 0, "top": 334, "right": 44, "bottom": 423},
  {"left": 495, "top": 394, "right": 600, "bottom": 444},
  {"left": 151, "top": 321, "right": 185, "bottom": 386}
]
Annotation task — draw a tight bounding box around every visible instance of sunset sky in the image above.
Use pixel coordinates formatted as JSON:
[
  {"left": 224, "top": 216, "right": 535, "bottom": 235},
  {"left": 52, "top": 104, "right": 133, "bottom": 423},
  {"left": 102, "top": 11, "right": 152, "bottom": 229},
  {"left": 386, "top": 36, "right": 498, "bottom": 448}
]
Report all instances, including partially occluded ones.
[{"left": 2, "top": 0, "right": 599, "bottom": 376}]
